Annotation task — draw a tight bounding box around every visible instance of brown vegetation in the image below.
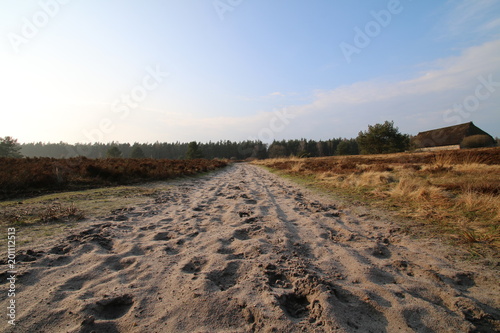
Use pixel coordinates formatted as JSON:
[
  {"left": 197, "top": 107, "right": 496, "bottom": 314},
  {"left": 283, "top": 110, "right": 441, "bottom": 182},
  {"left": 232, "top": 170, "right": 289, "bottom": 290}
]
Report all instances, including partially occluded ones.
[
  {"left": 254, "top": 147, "right": 500, "bottom": 253},
  {"left": 0, "top": 157, "right": 228, "bottom": 200}
]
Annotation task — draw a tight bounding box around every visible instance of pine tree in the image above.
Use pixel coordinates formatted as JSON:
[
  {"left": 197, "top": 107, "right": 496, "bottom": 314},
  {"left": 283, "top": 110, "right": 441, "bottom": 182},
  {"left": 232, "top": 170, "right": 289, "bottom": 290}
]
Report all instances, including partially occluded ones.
[
  {"left": 186, "top": 141, "right": 203, "bottom": 159},
  {"left": 106, "top": 146, "right": 122, "bottom": 158},
  {"left": 357, "top": 121, "right": 409, "bottom": 154},
  {"left": 130, "top": 145, "right": 146, "bottom": 158},
  {"left": 0, "top": 136, "right": 22, "bottom": 157}
]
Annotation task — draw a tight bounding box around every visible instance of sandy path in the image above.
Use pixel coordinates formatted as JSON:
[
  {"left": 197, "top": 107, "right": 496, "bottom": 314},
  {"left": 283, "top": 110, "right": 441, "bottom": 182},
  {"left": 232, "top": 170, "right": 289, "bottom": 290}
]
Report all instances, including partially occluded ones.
[{"left": 2, "top": 163, "right": 499, "bottom": 332}]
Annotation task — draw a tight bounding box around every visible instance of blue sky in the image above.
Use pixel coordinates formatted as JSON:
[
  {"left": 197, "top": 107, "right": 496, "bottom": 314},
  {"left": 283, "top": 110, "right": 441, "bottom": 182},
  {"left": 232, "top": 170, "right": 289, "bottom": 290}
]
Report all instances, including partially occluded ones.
[{"left": 1, "top": 0, "right": 499, "bottom": 144}]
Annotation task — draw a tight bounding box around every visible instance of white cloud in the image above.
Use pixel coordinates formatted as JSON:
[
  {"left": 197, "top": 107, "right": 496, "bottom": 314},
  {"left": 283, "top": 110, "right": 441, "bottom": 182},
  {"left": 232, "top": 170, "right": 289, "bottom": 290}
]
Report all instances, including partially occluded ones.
[
  {"left": 312, "top": 40, "right": 500, "bottom": 106},
  {"left": 116, "top": 39, "right": 500, "bottom": 143},
  {"left": 280, "top": 39, "right": 500, "bottom": 138},
  {"left": 478, "top": 17, "right": 500, "bottom": 32},
  {"left": 26, "top": 40, "right": 498, "bottom": 144},
  {"left": 441, "top": 0, "right": 500, "bottom": 36}
]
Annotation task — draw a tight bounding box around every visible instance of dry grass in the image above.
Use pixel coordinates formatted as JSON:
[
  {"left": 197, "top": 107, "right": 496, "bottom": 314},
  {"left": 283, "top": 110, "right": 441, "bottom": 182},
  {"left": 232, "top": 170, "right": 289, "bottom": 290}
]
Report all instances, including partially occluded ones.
[
  {"left": 0, "top": 184, "right": 170, "bottom": 247},
  {"left": 254, "top": 147, "right": 500, "bottom": 254},
  {"left": 0, "top": 157, "right": 228, "bottom": 200}
]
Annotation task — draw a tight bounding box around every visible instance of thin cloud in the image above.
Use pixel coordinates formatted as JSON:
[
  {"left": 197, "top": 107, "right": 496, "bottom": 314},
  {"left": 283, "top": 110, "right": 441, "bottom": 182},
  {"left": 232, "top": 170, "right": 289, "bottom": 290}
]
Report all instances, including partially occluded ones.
[
  {"left": 442, "top": 0, "right": 500, "bottom": 36},
  {"left": 478, "top": 17, "right": 500, "bottom": 32},
  {"left": 288, "top": 39, "right": 500, "bottom": 136},
  {"left": 75, "top": 40, "right": 500, "bottom": 143}
]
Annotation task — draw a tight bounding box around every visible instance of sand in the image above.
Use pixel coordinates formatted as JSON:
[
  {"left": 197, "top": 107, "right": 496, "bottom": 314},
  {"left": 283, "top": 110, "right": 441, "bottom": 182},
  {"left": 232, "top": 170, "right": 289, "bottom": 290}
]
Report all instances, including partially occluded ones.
[{"left": 1, "top": 163, "right": 499, "bottom": 332}]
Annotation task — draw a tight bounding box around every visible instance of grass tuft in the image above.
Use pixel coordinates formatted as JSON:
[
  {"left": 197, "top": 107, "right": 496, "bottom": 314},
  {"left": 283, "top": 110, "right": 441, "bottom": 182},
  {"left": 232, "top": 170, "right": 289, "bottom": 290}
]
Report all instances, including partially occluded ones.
[{"left": 253, "top": 147, "right": 500, "bottom": 255}]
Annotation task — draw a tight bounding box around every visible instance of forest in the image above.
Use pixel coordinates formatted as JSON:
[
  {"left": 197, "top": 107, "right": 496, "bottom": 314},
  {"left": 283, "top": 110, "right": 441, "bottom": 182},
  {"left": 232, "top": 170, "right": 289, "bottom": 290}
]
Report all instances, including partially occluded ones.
[
  {"left": 19, "top": 138, "right": 360, "bottom": 160},
  {"left": 6, "top": 121, "right": 498, "bottom": 160}
]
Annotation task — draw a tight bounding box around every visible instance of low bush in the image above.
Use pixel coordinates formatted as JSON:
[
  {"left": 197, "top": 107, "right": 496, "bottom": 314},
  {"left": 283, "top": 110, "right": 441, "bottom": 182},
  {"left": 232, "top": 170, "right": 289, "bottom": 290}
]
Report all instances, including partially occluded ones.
[
  {"left": 461, "top": 135, "right": 495, "bottom": 149},
  {"left": 0, "top": 157, "right": 228, "bottom": 200}
]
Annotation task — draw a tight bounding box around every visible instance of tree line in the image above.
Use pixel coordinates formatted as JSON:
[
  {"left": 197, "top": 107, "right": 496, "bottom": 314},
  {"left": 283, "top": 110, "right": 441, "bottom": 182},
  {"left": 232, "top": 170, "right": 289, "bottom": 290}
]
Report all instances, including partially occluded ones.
[
  {"left": 1, "top": 121, "right": 403, "bottom": 159},
  {"left": 9, "top": 120, "right": 489, "bottom": 159},
  {"left": 16, "top": 138, "right": 364, "bottom": 159},
  {"left": 15, "top": 121, "right": 406, "bottom": 159},
  {"left": 18, "top": 140, "right": 268, "bottom": 160}
]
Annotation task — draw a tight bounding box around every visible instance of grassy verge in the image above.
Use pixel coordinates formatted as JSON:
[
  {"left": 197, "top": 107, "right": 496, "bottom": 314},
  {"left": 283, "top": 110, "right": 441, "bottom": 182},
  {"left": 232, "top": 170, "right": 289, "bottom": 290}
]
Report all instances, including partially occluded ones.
[
  {"left": 0, "top": 163, "right": 232, "bottom": 249},
  {"left": 0, "top": 157, "right": 228, "bottom": 200},
  {"left": 253, "top": 148, "right": 500, "bottom": 259},
  {"left": 0, "top": 184, "right": 171, "bottom": 248}
]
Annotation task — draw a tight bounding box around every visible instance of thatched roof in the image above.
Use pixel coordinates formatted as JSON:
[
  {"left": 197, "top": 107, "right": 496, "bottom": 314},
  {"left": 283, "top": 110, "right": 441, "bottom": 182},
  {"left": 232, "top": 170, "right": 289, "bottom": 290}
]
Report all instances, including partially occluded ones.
[{"left": 413, "top": 122, "right": 493, "bottom": 148}]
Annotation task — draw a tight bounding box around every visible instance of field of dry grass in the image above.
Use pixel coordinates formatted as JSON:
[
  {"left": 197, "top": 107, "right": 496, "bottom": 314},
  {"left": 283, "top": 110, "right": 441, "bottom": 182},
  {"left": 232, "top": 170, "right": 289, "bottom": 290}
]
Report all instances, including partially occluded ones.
[
  {"left": 0, "top": 184, "right": 172, "bottom": 248},
  {"left": 0, "top": 157, "right": 229, "bottom": 247},
  {"left": 254, "top": 148, "right": 500, "bottom": 256},
  {"left": 0, "top": 157, "right": 228, "bottom": 200}
]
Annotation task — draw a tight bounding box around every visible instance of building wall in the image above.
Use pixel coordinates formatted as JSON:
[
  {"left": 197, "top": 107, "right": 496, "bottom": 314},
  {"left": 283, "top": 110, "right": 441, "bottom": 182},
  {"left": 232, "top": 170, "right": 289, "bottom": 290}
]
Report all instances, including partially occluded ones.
[{"left": 415, "top": 145, "right": 461, "bottom": 152}]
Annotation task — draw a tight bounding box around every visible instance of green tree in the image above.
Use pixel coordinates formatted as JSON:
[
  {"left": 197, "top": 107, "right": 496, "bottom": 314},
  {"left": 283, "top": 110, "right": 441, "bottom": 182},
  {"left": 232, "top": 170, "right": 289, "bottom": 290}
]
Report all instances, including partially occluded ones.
[
  {"left": 336, "top": 140, "right": 351, "bottom": 155},
  {"left": 130, "top": 145, "right": 146, "bottom": 158},
  {"left": 335, "top": 139, "right": 358, "bottom": 155},
  {"left": 356, "top": 121, "right": 409, "bottom": 154},
  {"left": 268, "top": 143, "right": 287, "bottom": 158},
  {"left": 0, "top": 136, "right": 23, "bottom": 157},
  {"left": 106, "top": 146, "right": 122, "bottom": 158},
  {"left": 186, "top": 141, "right": 203, "bottom": 159}
]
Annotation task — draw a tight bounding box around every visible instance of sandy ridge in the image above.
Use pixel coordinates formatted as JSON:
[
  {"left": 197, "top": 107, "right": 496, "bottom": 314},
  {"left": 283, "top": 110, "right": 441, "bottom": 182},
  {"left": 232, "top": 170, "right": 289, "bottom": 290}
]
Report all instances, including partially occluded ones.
[{"left": 1, "top": 163, "right": 499, "bottom": 332}]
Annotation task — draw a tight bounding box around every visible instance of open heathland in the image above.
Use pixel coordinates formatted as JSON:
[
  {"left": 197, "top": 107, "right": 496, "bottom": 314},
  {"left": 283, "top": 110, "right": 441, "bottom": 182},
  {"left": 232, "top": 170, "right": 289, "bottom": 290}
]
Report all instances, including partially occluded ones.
[
  {"left": 1, "top": 164, "right": 499, "bottom": 332},
  {"left": 254, "top": 148, "right": 500, "bottom": 255},
  {"left": 0, "top": 157, "right": 228, "bottom": 200}
]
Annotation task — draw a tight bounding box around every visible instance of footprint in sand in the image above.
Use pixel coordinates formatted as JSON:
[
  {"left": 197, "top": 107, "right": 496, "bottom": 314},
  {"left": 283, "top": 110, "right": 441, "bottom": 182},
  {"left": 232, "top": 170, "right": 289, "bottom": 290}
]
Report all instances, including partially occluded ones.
[
  {"left": 238, "top": 211, "right": 252, "bottom": 218},
  {"left": 265, "top": 264, "right": 292, "bottom": 289},
  {"left": 84, "top": 294, "right": 134, "bottom": 320},
  {"left": 233, "top": 229, "right": 250, "bottom": 240},
  {"left": 243, "top": 216, "right": 261, "bottom": 224},
  {"left": 153, "top": 232, "right": 173, "bottom": 241},
  {"left": 233, "top": 226, "right": 262, "bottom": 241},
  {"left": 43, "top": 255, "right": 73, "bottom": 267},
  {"left": 16, "top": 249, "right": 44, "bottom": 263},
  {"left": 367, "top": 267, "right": 396, "bottom": 285},
  {"left": 59, "top": 274, "right": 90, "bottom": 292},
  {"left": 181, "top": 257, "right": 207, "bottom": 274},
  {"left": 277, "top": 293, "right": 310, "bottom": 319},
  {"left": 370, "top": 244, "right": 392, "bottom": 259},
  {"left": 139, "top": 224, "right": 157, "bottom": 231},
  {"left": 103, "top": 256, "right": 136, "bottom": 271},
  {"left": 66, "top": 227, "right": 114, "bottom": 251},
  {"left": 207, "top": 261, "right": 240, "bottom": 291},
  {"left": 49, "top": 244, "right": 72, "bottom": 255},
  {"left": 164, "top": 246, "right": 179, "bottom": 255},
  {"left": 216, "top": 246, "right": 244, "bottom": 260}
]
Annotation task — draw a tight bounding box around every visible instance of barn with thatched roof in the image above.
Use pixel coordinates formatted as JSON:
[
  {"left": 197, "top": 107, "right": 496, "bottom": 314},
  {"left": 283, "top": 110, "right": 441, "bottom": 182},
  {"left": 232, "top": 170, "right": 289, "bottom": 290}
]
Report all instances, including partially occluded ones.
[{"left": 413, "top": 122, "right": 495, "bottom": 151}]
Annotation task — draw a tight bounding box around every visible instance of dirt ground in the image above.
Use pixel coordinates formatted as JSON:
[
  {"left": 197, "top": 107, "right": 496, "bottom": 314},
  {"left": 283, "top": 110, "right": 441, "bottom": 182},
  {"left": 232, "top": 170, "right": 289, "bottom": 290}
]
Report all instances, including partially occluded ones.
[{"left": 1, "top": 163, "right": 499, "bottom": 332}]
